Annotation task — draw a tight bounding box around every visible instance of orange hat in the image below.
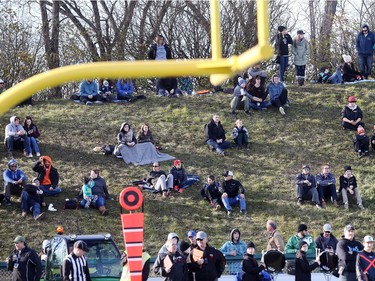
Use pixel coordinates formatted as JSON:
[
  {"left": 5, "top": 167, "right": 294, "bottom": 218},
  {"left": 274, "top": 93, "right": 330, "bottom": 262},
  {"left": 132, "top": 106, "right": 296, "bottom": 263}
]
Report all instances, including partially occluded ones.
[
  {"left": 357, "top": 126, "right": 365, "bottom": 135},
  {"left": 348, "top": 96, "right": 356, "bottom": 102},
  {"left": 173, "top": 159, "right": 181, "bottom": 166},
  {"left": 56, "top": 226, "right": 64, "bottom": 234}
]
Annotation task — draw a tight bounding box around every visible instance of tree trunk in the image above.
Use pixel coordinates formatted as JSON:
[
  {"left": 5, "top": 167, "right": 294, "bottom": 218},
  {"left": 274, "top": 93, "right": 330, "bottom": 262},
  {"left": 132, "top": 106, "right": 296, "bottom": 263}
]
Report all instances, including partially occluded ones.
[{"left": 318, "top": 0, "right": 338, "bottom": 64}]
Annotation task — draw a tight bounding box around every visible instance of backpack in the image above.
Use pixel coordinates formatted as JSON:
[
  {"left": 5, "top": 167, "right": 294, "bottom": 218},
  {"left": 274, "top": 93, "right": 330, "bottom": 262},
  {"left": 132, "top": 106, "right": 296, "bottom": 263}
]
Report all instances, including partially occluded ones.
[
  {"left": 203, "top": 122, "right": 210, "bottom": 141},
  {"left": 64, "top": 199, "right": 78, "bottom": 210}
]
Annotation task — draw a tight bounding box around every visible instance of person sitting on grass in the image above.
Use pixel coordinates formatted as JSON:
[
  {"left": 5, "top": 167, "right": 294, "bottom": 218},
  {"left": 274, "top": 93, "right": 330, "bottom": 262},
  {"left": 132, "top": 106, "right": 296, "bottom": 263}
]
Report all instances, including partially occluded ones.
[
  {"left": 248, "top": 63, "right": 268, "bottom": 86},
  {"left": 232, "top": 119, "right": 249, "bottom": 150},
  {"left": 295, "top": 165, "right": 322, "bottom": 209},
  {"left": 230, "top": 78, "right": 251, "bottom": 116},
  {"left": 169, "top": 159, "right": 187, "bottom": 193},
  {"left": 144, "top": 162, "right": 173, "bottom": 197},
  {"left": 23, "top": 116, "right": 41, "bottom": 157},
  {"left": 316, "top": 164, "right": 338, "bottom": 208},
  {"left": 116, "top": 79, "right": 134, "bottom": 101},
  {"left": 265, "top": 74, "right": 289, "bottom": 116},
  {"left": 354, "top": 125, "right": 369, "bottom": 158},
  {"left": 220, "top": 171, "right": 246, "bottom": 216},
  {"left": 113, "top": 122, "right": 137, "bottom": 156},
  {"left": 246, "top": 75, "right": 271, "bottom": 111},
  {"left": 342, "top": 55, "right": 363, "bottom": 82},
  {"left": 341, "top": 95, "right": 365, "bottom": 130},
  {"left": 82, "top": 176, "right": 95, "bottom": 209},
  {"left": 3, "top": 159, "right": 27, "bottom": 205},
  {"left": 99, "top": 80, "right": 114, "bottom": 102},
  {"left": 339, "top": 166, "right": 365, "bottom": 210},
  {"left": 157, "top": 77, "right": 181, "bottom": 97},
  {"left": 317, "top": 67, "right": 332, "bottom": 83},
  {"left": 136, "top": 123, "right": 155, "bottom": 145},
  {"left": 201, "top": 175, "right": 222, "bottom": 210},
  {"left": 21, "top": 178, "right": 46, "bottom": 220},
  {"left": 205, "top": 113, "right": 231, "bottom": 156},
  {"left": 32, "top": 156, "right": 61, "bottom": 196},
  {"left": 78, "top": 79, "right": 101, "bottom": 104},
  {"left": 4, "top": 115, "right": 32, "bottom": 158}
]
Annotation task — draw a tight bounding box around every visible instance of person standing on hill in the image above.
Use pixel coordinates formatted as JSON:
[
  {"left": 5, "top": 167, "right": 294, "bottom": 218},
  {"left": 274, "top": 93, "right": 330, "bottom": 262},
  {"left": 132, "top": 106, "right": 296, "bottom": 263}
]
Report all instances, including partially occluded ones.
[
  {"left": 292, "top": 30, "right": 309, "bottom": 86},
  {"left": 274, "top": 26, "right": 293, "bottom": 84},
  {"left": 356, "top": 24, "right": 375, "bottom": 79}
]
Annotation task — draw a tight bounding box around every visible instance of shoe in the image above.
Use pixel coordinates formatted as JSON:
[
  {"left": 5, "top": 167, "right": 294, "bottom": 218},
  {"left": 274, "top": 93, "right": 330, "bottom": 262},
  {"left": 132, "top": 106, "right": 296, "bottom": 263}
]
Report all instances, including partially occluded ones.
[
  {"left": 21, "top": 212, "right": 27, "bottom": 218},
  {"left": 358, "top": 151, "right": 363, "bottom": 158},
  {"left": 245, "top": 110, "right": 251, "bottom": 116},
  {"left": 246, "top": 144, "right": 250, "bottom": 151},
  {"left": 344, "top": 203, "right": 349, "bottom": 209},
  {"left": 279, "top": 107, "right": 286, "bottom": 115},
  {"left": 35, "top": 212, "right": 46, "bottom": 221},
  {"left": 333, "top": 200, "right": 339, "bottom": 208},
  {"left": 42, "top": 202, "right": 47, "bottom": 207},
  {"left": 219, "top": 151, "right": 225, "bottom": 156},
  {"left": 284, "top": 102, "right": 290, "bottom": 108},
  {"left": 365, "top": 151, "right": 369, "bottom": 156},
  {"left": 316, "top": 203, "right": 323, "bottom": 209},
  {"left": 178, "top": 188, "right": 184, "bottom": 193},
  {"left": 173, "top": 185, "right": 179, "bottom": 191},
  {"left": 48, "top": 204, "right": 57, "bottom": 211},
  {"left": 8, "top": 152, "right": 13, "bottom": 159},
  {"left": 321, "top": 200, "right": 327, "bottom": 209},
  {"left": 237, "top": 145, "right": 242, "bottom": 150},
  {"left": 231, "top": 110, "right": 236, "bottom": 115},
  {"left": 101, "top": 210, "right": 109, "bottom": 216},
  {"left": 36, "top": 152, "right": 41, "bottom": 157},
  {"left": 358, "top": 204, "right": 365, "bottom": 210},
  {"left": 215, "top": 205, "right": 221, "bottom": 210},
  {"left": 240, "top": 209, "right": 247, "bottom": 214},
  {"left": 227, "top": 210, "right": 233, "bottom": 217},
  {"left": 162, "top": 191, "right": 168, "bottom": 197},
  {"left": 27, "top": 153, "right": 33, "bottom": 158},
  {"left": 297, "top": 199, "right": 303, "bottom": 206}
]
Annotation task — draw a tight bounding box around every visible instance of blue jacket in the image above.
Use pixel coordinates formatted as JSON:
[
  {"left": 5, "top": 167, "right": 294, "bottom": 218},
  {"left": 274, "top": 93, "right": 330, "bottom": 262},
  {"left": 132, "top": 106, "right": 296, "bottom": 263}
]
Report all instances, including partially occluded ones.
[
  {"left": 266, "top": 81, "right": 285, "bottom": 100},
  {"left": 79, "top": 80, "right": 98, "bottom": 97},
  {"left": 356, "top": 24, "right": 375, "bottom": 56},
  {"left": 3, "top": 159, "right": 27, "bottom": 183},
  {"left": 316, "top": 173, "right": 336, "bottom": 187},
  {"left": 219, "top": 228, "right": 247, "bottom": 257},
  {"left": 116, "top": 80, "right": 134, "bottom": 96}
]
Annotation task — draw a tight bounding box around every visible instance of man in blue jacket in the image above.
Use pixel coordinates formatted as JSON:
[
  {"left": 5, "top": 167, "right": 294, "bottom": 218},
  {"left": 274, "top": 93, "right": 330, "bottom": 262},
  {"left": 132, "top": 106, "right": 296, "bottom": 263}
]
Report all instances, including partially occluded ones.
[
  {"left": 265, "top": 74, "right": 289, "bottom": 115},
  {"left": 356, "top": 24, "right": 375, "bottom": 79},
  {"left": 79, "top": 79, "right": 101, "bottom": 104},
  {"left": 3, "top": 159, "right": 27, "bottom": 205}
]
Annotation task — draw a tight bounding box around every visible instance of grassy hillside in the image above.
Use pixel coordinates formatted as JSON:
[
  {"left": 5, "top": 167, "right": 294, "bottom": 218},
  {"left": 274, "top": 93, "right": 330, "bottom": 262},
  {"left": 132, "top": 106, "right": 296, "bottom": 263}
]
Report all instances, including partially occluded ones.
[{"left": 0, "top": 82, "right": 374, "bottom": 260}]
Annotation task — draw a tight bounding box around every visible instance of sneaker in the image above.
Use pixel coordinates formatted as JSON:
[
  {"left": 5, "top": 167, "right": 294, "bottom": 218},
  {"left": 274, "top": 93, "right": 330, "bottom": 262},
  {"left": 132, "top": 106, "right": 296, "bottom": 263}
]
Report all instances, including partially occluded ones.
[
  {"left": 35, "top": 212, "right": 46, "bottom": 221},
  {"left": 227, "top": 210, "right": 233, "bottom": 217},
  {"left": 333, "top": 200, "right": 339, "bottom": 208},
  {"left": 279, "top": 107, "right": 286, "bottom": 115},
  {"left": 101, "top": 210, "right": 109, "bottom": 216},
  {"left": 173, "top": 185, "right": 179, "bottom": 191},
  {"left": 219, "top": 151, "right": 225, "bottom": 156},
  {"left": 162, "top": 191, "right": 168, "bottom": 197},
  {"left": 358, "top": 151, "right": 363, "bottom": 158},
  {"left": 48, "top": 204, "right": 57, "bottom": 211},
  {"left": 365, "top": 151, "right": 369, "bottom": 157},
  {"left": 21, "top": 211, "right": 27, "bottom": 218},
  {"left": 245, "top": 110, "right": 251, "bottom": 116},
  {"left": 231, "top": 110, "right": 236, "bottom": 116},
  {"left": 344, "top": 203, "right": 349, "bottom": 209},
  {"left": 316, "top": 203, "right": 323, "bottom": 209},
  {"left": 297, "top": 199, "right": 303, "bottom": 206},
  {"left": 358, "top": 204, "right": 365, "bottom": 210},
  {"left": 27, "top": 153, "right": 33, "bottom": 158},
  {"left": 321, "top": 200, "right": 327, "bottom": 209},
  {"left": 36, "top": 152, "right": 41, "bottom": 157},
  {"left": 240, "top": 209, "right": 247, "bottom": 214},
  {"left": 215, "top": 205, "right": 221, "bottom": 210},
  {"left": 178, "top": 188, "right": 184, "bottom": 193},
  {"left": 246, "top": 144, "right": 250, "bottom": 151}
]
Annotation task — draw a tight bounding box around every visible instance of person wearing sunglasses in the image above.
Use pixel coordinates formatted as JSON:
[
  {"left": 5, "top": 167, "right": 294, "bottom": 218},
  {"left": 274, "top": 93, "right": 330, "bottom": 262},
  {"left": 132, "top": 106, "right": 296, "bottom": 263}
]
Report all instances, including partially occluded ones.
[
  {"left": 285, "top": 223, "right": 316, "bottom": 255},
  {"left": 3, "top": 159, "right": 27, "bottom": 206},
  {"left": 315, "top": 224, "right": 338, "bottom": 253},
  {"left": 356, "top": 24, "right": 375, "bottom": 80},
  {"left": 145, "top": 162, "right": 173, "bottom": 197}
]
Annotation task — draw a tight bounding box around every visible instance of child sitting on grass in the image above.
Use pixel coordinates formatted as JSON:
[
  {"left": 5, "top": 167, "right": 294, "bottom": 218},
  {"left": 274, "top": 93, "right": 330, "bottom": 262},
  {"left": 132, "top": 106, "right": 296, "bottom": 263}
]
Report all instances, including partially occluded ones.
[
  {"left": 232, "top": 119, "right": 250, "bottom": 150},
  {"left": 354, "top": 125, "right": 369, "bottom": 158},
  {"left": 82, "top": 176, "right": 95, "bottom": 208}
]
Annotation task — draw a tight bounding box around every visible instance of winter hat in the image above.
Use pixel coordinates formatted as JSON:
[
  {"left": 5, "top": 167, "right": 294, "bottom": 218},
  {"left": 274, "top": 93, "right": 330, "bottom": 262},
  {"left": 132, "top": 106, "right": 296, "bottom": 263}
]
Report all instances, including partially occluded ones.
[
  {"left": 297, "top": 223, "right": 308, "bottom": 233},
  {"left": 173, "top": 159, "right": 182, "bottom": 166},
  {"left": 247, "top": 241, "right": 255, "bottom": 249},
  {"left": 298, "top": 240, "right": 308, "bottom": 249},
  {"left": 278, "top": 26, "right": 287, "bottom": 32},
  {"left": 238, "top": 79, "right": 246, "bottom": 86},
  {"left": 357, "top": 126, "right": 365, "bottom": 135},
  {"left": 343, "top": 55, "right": 352, "bottom": 63},
  {"left": 180, "top": 241, "right": 191, "bottom": 252},
  {"left": 103, "top": 80, "right": 109, "bottom": 87},
  {"left": 344, "top": 165, "right": 352, "bottom": 172},
  {"left": 348, "top": 96, "right": 357, "bottom": 102},
  {"left": 14, "top": 235, "right": 26, "bottom": 243}
]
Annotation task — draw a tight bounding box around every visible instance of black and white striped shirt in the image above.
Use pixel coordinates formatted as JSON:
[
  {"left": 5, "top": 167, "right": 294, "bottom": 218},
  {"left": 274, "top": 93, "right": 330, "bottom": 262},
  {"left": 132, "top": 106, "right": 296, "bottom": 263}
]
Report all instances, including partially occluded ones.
[{"left": 62, "top": 253, "right": 91, "bottom": 281}]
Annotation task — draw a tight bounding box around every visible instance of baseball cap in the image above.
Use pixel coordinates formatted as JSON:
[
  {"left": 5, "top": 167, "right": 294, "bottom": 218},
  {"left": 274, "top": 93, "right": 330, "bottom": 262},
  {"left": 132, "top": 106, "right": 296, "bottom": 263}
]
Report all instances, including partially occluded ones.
[
  {"left": 323, "top": 224, "right": 332, "bottom": 232},
  {"left": 14, "top": 235, "right": 26, "bottom": 243},
  {"left": 344, "top": 224, "right": 355, "bottom": 231},
  {"left": 364, "top": 235, "right": 374, "bottom": 243},
  {"left": 348, "top": 96, "right": 356, "bottom": 102},
  {"left": 302, "top": 165, "right": 310, "bottom": 170},
  {"left": 223, "top": 171, "right": 234, "bottom": 177},
  {"left": 196, "top": 231, "right": 207, "bottom": 239},
  {"left": 173, "top": 159, "right": 181, "bottom": 166},
  {"left": 297, "top": 30, "right": 305, "bottom": 35},
  {"left": 187, "top": 230, "right": 196, "bottom": 237},
  {"left": 74, "top": 240, "right": 89, "bottom": 252},
  {"left": 167, "top": 232, "right": 179, "bottom": 241}
]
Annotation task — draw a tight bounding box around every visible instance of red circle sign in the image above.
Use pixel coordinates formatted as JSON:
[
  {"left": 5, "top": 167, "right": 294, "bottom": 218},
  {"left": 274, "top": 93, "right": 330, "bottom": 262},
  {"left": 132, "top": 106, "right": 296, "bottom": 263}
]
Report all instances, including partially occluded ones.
[{"left": 119, "top": 186, "right": 143, "bottom": 210}]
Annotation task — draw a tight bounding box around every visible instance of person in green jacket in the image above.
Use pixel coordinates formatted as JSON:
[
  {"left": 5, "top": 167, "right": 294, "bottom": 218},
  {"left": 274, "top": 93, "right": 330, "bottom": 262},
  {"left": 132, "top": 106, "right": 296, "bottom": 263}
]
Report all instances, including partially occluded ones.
[{"left": 285, "top": 224, "right": 316, "bottom": 255}]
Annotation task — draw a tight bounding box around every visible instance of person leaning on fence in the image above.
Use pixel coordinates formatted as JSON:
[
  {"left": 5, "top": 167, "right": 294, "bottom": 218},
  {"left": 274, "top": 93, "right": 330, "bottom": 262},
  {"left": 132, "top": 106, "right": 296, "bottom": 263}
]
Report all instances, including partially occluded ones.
[{"left": 356, "top": 235, "right": 375, "bottom": 281}]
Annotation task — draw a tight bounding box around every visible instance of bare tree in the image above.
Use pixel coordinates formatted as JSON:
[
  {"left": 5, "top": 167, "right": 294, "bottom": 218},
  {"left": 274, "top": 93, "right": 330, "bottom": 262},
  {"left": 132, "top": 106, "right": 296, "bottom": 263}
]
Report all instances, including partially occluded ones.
[{"left": 318, "top": 0, "right": 338, "bottom": 64}]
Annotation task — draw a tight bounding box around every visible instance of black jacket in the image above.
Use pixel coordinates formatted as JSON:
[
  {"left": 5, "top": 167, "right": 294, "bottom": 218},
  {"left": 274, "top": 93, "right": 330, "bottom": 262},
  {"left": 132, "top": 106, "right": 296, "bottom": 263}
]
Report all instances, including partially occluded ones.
[
  {"left": 188, "top": 244, "right": 225, "bottom": 281},
  {"left": 23, "top": 184, "right": 43, "bottom": 204},
  {"left": 32, "top": 162, "right": 59, "bottom": 188},
  {"left": 153, "top": 251, "right": 186, "bottom": 281},
  {"left": 8, "top": 246, "right": 43, "bottom": 281},
  {"left": 337, "top": 237, "right": 363, "bottom": 273},
  {"left": 295, "top": 250, "right": 319, "bottom": 281},
  {"left": 170, "top": 166, "right": 187, "bottom": 187},
  {"left": 148, "top": 43, "right": 172, "bottom": 60},
  {"left": 220, "top": 179, "right": 245, "bottom": 198},
  {"left": 315, "top": 233, "right": 339, "bottom": 252},
  {"left": 339, "top": 175, "right": 358, "bottom": 193},
  {"left": 206, "top": 120, "right": 226, "bottom": 142},
  {"left": 242, "top": 253, "right": 265, "bottom": 281},
  {"left": 275, "top": 33, "right": 293, "bottom": 55},
  {"left": 341, "top": 105, "right": 363, "bottom": 122}
]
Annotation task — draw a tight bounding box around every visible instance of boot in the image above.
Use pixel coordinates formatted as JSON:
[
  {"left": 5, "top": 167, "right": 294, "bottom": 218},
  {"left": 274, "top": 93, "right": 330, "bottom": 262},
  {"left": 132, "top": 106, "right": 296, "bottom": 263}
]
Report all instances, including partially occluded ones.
[
  {"left": 300, "top": 78, "right": 305, "bottom": 86},
  {"left": 98, "top": 206, "right": 108, "bottom": 216}
]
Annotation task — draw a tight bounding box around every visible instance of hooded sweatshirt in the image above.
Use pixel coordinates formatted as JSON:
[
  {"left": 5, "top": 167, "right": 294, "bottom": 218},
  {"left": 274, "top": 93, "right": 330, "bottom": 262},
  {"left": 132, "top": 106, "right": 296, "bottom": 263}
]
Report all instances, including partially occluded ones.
[
  {"left": 117, "top": 123, "right": 136, "bottom": 145},
  {"left": 32, "top": 156, "right": 59, "bottom": 188},
  {"left": 265, "top": 75, "right": 285, "bottom": 100},
  {"left": 337, "top": 237, "right": 363, "bottom": 273},
  {"left": 219, "top": 228, "right": 247, "bottom": 256},
  {"left": 4, "top": 116, "right": 26, "bottom": 141},
  {"left": 3, "top": 159, "right": 27, "bottom": 183},
  {"left": 356, "top": 24, "right": 375, "bottom": 56}
]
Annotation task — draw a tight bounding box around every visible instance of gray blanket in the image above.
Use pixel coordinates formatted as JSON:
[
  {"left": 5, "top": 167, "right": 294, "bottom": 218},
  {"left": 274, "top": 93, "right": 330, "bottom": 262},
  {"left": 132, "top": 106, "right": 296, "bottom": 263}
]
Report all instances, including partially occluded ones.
[{"left": 119, "top": 142, "right": 175, "bottom": 166}]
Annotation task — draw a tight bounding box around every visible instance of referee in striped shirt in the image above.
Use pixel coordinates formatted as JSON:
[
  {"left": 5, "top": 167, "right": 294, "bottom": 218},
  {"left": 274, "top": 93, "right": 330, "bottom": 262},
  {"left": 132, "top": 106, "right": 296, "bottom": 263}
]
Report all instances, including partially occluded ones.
[{"left": 62, "top": 240, "right": 92, "bottom": 281}]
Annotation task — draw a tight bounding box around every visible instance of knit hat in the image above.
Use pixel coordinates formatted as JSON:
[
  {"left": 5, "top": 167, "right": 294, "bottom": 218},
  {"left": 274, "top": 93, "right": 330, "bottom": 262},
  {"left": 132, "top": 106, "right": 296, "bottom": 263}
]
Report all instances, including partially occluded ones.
[
  {"left": 357, "top": 126, "right": 365, "bottom": 135},
  {"left": 173, "top": 159, "right": 181, "bottom": 166},
  {"left": 344, "top": 165, "right": 352, "bottom": 172},
  {"left": 297, "top": 224, "right": 308, "bottom": 232},
  {"left": 278, "top": 26, "right": 286, "bottom": 32},
  {"left": 14, "top": 235, "right": 26, "bottom": 243},
  {"left": 247, "top": 241, "right": 255, "bottom": 248},
  {"left": 348, "top": 96, "right": 356, "bottom": 102},
  {"left": 298, "top": 240, "right": 308, "bottom": 249},
  {"left": 343, "top": 55, "right": 352, "bottom": 63},
  {"left": 180, "top": 241, "right": 191, "bottom": 252},
  {"left": 103, "top": 80, "right": 109, "bottom": 87},
  {"left": 238, "top": 79, "right": 246, "bottom": 86}
]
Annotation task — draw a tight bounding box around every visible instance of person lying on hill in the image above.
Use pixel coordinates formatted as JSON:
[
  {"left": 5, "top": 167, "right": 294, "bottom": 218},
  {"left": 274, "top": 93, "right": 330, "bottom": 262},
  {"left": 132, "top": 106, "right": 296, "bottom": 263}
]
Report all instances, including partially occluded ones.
[
  {"left": 341, "top": 95, "right": 365, "bottom": 131},
  {"left": 113, "top": 122, "right": 137, "bottom": 156}
]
